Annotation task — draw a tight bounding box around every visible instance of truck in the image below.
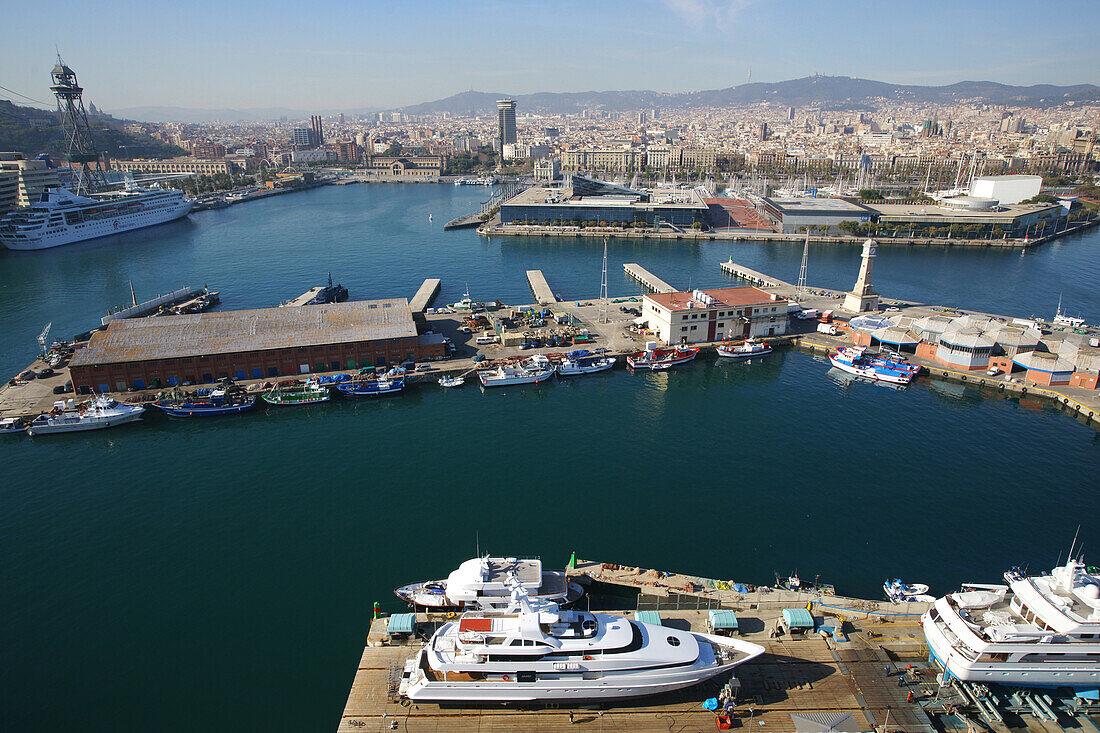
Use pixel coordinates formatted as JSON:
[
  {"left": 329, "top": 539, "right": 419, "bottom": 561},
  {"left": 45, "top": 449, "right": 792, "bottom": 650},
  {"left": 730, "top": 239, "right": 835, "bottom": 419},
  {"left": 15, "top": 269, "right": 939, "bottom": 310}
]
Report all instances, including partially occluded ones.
[
  {"left": 797, "top": 308, "right": 819, "bottom": 320},
  {"left": 819, "top": 310, "right": 834, "bottom": 323},
  {"left": 816, "top": 322, "right": 839, "bottom": 335}
]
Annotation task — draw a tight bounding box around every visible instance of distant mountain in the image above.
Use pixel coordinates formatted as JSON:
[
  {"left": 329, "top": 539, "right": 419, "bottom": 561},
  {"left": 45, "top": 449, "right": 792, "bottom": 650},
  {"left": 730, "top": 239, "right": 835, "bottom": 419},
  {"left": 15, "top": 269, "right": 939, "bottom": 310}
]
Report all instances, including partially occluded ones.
[
  {"left": 398, "top": 76, "right": 1100, "bottom": 115},
  {"left": 0, "top": 99, "right": 185, "bottom": 159},
  {"left": 109, "top": 106, "right": 383, "bottom": 123}
]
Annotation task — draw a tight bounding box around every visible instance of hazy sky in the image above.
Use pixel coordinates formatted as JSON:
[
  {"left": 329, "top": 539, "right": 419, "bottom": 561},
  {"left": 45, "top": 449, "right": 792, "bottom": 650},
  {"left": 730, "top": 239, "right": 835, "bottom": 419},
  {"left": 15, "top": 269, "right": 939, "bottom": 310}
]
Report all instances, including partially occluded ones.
[{"left": 3, "top": 0, "right": 1099, "bottom": 112}]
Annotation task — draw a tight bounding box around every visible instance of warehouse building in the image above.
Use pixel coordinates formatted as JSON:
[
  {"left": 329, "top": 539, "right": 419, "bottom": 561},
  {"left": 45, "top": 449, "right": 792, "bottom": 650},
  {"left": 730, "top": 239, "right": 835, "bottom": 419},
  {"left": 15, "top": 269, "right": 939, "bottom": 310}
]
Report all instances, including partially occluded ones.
[
  {"left": 500, "top": 176, "right": 708, "bottom": 229},
  {"left": 68, "top": 299, "right": 444, "bottom": 393},
  {"left": 641, "top": 286, "right": 788, "bottom": 345},
  {"left": 760, "top": 197, "right": 877, "bottom": 233}
]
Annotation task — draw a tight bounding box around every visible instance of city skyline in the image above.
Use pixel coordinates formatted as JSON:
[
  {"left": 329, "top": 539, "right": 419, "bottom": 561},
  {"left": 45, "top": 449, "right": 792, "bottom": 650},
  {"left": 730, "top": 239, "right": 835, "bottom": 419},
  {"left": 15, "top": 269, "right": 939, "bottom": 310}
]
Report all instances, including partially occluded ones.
[{"left": 3, "top": 0, "right": 1100, "bottom": 113}]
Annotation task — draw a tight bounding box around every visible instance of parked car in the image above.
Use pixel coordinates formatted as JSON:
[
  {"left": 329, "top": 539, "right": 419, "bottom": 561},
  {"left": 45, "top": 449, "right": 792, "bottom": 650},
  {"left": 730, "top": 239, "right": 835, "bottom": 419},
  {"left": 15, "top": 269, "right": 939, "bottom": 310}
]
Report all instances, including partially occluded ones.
[{"left": 37, "top": 368, "right": 55, "bottom": 378}]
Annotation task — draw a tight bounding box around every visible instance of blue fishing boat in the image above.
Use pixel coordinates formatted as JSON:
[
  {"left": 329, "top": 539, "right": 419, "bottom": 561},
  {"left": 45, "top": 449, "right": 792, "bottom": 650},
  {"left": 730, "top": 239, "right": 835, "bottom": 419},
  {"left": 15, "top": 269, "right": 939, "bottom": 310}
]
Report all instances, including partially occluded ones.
[
  {"left": 153, "top": 387, "right": 258, "bottom": 417},
  {"left": 828, "top": 346, "right": 917, "bottom": 385},
  {"left": 335, "top": 369, "right": 406, "bottom": 396}
]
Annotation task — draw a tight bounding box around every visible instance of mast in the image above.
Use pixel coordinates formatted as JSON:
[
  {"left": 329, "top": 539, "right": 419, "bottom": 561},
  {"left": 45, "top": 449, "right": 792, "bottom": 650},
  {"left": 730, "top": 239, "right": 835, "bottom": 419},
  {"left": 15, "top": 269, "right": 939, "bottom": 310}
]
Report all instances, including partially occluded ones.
[
  {"left": 796, "top": 231, "right": 810, "bottom": 301},
  {"left": 598, "top": 238, "right": 609, "bottom": 324}
]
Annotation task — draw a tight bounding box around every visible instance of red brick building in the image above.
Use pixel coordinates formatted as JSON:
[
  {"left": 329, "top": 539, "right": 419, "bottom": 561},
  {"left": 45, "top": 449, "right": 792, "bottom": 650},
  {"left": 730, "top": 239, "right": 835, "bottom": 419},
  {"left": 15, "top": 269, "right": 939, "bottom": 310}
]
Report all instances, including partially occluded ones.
[{"left": 69, "top": 299, "right": 443, "bottom": 393}]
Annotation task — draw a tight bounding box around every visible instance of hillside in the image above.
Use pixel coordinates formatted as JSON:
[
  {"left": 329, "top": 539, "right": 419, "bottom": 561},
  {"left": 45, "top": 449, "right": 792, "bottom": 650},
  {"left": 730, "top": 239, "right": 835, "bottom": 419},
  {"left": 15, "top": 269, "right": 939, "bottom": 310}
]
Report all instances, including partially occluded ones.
[
  {"left": 397, "top": 76, "right": 1100, "bottom": 116},
  {"left": 0, "top": 100, "right": 186, "bottom": 159}
]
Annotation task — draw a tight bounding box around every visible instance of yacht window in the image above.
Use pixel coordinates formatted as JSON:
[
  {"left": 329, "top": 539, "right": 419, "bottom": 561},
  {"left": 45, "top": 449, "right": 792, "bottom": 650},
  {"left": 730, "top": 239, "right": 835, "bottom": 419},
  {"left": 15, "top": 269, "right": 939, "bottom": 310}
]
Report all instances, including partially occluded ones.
[{"left": 667, "top": 636, "right": 681, "bottom": 646}]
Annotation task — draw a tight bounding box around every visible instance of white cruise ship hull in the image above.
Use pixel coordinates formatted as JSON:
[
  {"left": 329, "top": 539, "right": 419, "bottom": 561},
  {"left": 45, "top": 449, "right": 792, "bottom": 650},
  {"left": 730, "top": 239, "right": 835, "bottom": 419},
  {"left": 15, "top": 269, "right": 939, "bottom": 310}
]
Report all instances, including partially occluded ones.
[
  {"left": 1, "top": 192, "right": 192, "bottom": 251},
  {"left": 27, "top": 410, "right": 144, "bottom": 435}
]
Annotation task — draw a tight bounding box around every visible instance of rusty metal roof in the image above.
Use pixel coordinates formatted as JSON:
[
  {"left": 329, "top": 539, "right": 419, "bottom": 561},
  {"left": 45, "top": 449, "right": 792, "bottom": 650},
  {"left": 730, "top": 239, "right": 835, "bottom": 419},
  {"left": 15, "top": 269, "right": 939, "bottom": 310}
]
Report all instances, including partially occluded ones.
[{"left": 71, "top": 299, "right": 416, "bottom": 366}]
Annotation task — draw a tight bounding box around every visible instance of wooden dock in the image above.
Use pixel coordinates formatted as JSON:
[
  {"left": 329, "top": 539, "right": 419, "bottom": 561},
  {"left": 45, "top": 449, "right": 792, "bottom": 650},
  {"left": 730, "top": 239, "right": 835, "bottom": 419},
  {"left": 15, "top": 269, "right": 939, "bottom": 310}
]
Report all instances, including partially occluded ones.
[
  {"left": 720, "top": 260, "right": 791, "bottom": 289},
  {"left": 623, "top": 263, "right": 676, "bottom": 293},
  {"left": 526, "top": 269, "right": 557, "bottom": 304},
  {"left": 409, "top": 278, "right": 442, "bottom": 316}
]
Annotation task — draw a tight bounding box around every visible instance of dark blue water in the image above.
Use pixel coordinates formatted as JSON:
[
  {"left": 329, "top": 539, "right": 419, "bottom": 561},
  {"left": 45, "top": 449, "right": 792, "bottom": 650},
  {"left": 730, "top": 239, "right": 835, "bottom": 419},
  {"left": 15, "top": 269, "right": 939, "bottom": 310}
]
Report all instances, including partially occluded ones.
[{"left": 2, "top": 184, "right": 1098, "bottom": 732}]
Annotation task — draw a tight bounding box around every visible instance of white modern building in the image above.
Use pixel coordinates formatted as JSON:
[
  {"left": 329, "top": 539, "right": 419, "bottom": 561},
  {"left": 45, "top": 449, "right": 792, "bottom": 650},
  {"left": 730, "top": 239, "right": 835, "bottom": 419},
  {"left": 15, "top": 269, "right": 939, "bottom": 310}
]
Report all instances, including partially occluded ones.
[
  {"left": 969, "top": 175, "right": 1042, "bottom": 205},
  {"left": 642, "top": 286, "right": 788, "bottom": 345}
]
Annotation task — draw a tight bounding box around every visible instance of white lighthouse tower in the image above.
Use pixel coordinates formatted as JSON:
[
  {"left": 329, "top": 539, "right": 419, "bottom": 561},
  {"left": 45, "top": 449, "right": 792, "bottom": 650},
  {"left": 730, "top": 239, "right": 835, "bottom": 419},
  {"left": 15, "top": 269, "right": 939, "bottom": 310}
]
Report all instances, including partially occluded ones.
[{"left": 842, "top": 239, "right": 880, "bottom": 313}]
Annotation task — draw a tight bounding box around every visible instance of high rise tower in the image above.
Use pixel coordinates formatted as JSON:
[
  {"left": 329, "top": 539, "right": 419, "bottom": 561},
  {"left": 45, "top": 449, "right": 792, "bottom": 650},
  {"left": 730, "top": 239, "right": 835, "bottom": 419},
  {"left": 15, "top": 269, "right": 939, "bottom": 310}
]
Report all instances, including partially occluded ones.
[
  {"left": 49, "top": 55, "right": 105, "bottom": 195},
  {"left": 497, "top": 99, "right": 517, "bottom": 148}
]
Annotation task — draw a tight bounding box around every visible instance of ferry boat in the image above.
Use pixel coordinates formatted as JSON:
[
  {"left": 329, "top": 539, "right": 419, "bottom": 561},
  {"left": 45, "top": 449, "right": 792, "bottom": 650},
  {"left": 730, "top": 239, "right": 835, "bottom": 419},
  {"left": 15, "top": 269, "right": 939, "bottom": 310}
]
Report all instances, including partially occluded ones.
[
  {"left": 336, "top": 373, "right": 405, "bottom": 396},
  {"left": 0, "top": 185, "right": 192, "bottom": 251},
  {"left": 626, "top": 343, "right": 699, "bottom": 370},
  {"left": 395, "top": 556, "right": 585, "bottom": 611},
  {"left": 716, "top": 338, "right": 773, "bottom": 359},
  {"left": 922, "top": 556, "right": 1100, "bottom": 690},
  {"left": 884, "top": 579, "right": 935, "bottom": 603},
  {"left": 398, "top": 583, "right": 765, "bottom": 703},
  {"left": 477, "top": 355, "right": 555, "bottom": 387},
  {"left": 153, "top": 388, "right": 257, "bottom": 417},
  {"left": 26, "top": 396, "right": 145, "bottom": 435},
  {"left": 556, "top": 349, "right": 615, "bottom": 375},
  {"left": 453, "top": 177, "right": 495, "bottom": 186},
  {"left": 262, "top": 378, "right": 331, "bottom": 405},
  {"left": 828, "top": 346, "right": 917, "bottom": 385}
]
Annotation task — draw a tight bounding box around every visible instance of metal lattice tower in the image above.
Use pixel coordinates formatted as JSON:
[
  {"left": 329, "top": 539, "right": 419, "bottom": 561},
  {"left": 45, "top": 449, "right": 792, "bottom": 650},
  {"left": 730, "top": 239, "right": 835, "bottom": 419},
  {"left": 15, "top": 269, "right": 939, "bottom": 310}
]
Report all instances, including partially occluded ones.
[
  {"left": 795, "top": 231, "right": 810, "bottom": 301},
  {"left": 598, "top": 238, "right": 609, "bottom": 323},
  {"left": 50, "top": 55, "right": 105, "bottom": 195}
]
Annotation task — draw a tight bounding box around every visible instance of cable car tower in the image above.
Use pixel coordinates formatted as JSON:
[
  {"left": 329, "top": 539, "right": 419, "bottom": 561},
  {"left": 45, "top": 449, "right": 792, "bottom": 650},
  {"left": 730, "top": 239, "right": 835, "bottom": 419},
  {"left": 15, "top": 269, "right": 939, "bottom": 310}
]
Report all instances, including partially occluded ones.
[{"left": 50, "top": 55, "right": 105, "bottom": 195}]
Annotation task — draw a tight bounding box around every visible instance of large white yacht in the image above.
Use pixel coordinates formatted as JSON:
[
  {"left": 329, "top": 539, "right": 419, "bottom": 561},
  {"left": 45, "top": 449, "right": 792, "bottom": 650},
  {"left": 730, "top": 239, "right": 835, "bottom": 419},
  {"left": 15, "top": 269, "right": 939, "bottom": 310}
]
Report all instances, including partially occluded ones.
[
  {"left": 0, "top": 185, "right": 192, "bottom": 250},
  {"left": 922, "top": 557, "right": 1100, "bottom": 689},
  {"left": 26, "top": 396, "right": 145, "bottom": 435},
  {"left": 398, "top": 584, "right": 765, "bottom": 703},
  {"left": 395, "top": 556, "right": 584, "bottom": 610}
]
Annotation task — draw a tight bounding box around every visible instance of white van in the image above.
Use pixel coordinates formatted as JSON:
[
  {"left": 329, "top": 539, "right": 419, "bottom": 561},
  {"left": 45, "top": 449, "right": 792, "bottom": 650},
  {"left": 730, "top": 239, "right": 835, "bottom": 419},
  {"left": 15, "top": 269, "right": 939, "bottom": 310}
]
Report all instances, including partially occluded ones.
[{"left": 475, "top": 334, "right": 498, "bottom": 345}]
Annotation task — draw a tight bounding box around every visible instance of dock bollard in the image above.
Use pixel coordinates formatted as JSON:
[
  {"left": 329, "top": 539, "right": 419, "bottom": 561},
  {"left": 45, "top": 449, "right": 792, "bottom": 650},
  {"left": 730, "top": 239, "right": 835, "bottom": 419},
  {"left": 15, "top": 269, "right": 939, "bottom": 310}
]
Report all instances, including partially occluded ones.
[{"left": 373, "top": 601, "right": 382, "bottom": 619}]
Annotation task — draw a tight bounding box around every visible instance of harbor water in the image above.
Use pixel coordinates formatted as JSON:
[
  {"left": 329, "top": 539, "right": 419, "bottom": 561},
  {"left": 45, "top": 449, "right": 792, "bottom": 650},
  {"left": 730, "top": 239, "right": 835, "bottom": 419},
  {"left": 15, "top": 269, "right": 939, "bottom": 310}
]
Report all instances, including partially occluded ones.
[{"left": 2, "top": 183, "right": 1099, "bottom": 732}]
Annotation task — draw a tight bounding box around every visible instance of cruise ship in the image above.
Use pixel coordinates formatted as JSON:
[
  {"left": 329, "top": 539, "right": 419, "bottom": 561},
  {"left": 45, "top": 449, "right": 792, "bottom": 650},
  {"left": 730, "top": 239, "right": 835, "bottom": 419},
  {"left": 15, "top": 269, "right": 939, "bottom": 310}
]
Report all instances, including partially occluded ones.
[
  {"left": 922, "top": 557, "right": 1100, "bottom": 690},
  {"left": 0, "top": 185, "right": 192, "bottom": 250},
  {"left": 398, "top": 582, "right": 765, "bottom": 703}
]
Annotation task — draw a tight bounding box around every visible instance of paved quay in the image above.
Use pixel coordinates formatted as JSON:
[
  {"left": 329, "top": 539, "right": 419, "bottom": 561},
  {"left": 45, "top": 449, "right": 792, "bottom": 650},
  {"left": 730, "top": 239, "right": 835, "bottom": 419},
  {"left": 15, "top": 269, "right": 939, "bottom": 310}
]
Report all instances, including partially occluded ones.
[{"left": 623, "top": 263, "right": 676, "bottom": 293}]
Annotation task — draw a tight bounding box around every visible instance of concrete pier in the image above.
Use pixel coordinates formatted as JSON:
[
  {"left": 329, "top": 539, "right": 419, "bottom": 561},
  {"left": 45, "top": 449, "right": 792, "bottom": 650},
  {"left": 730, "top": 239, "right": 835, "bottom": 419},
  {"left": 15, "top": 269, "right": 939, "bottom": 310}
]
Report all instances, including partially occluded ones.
[
  {"left": 623, "top": 263, "right": 676, "bottom": 293},
  {"left": 409, "top": 278, "right": 442, "bottom": 316},
  {"left": 526, "top": 269, "right": 557, "bottom": 304},
  {"left": 720, "top": 260, "right": 791, "bottom": 289}
]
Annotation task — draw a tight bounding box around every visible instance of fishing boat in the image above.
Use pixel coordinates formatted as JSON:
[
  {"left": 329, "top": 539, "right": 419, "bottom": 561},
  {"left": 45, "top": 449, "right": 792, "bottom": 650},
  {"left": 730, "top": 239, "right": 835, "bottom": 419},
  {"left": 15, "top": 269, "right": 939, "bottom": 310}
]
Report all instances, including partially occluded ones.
[
  {"left": 828, "top": 346, "right": 917, "bottom": 385},
  {"left": 262, "top": 378, "right": 331, "bottom": 405},
  {"left": 153, "top": 387, "right": 257, "bottom": 417},
  {"left": 438, "top": 375, "right": 465, "bottom": 388},
  {"left": 477, "top": 355, "right": 555, "bottom": 387},
  {"left": 626, "top": 342, "right": 698, "bottom": 370},
  {"left": 336, "top": 371, "right": 405, "bottom": 396},
  {"left": 1, "top": 416, "right": 27, "bottom": 435},
  {"left": 716, "top": 338, "right": 773, "bottom": 359},
  {"left": 884, "top": 579, "right": 934, "bottom": 603},
  {"left": 26, "top": 396, "right": 145, "bottom": 435},
  {"left": 922, "top": 552, "right": 1100, "bottom": 689},
  {"left": 395, "top": 556, "right": 585, "bottom": 611},
  {"left": 555, "top": 349, "right": 615, "bottom": 375},
  {"left": 452, "top": 285, "right": 482, "bottom": 311},
  {"left": 398, "top": 582, "right": 765, "bottom": 703}
]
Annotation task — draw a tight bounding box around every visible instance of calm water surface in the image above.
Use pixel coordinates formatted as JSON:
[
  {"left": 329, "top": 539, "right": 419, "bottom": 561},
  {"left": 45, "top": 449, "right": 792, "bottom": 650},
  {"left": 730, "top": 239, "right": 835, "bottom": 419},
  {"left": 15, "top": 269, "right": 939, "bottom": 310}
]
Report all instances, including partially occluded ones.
[{"left": 1, "top": 184, "right": 1098, "bottom": 731}]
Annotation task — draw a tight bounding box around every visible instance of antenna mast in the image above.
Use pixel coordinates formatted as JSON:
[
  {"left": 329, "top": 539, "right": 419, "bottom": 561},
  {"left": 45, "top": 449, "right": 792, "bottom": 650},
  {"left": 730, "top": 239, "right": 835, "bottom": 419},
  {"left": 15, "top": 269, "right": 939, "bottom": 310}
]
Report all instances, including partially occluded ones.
[
  {"left": 795, "top": 230, "right": 810, "bottom": 301},
  {"left": 50, "top": 55, "right": 105, "bottom": 195},
  {"left": 598, "top": 238, "right": 609, "bottom": 324}
]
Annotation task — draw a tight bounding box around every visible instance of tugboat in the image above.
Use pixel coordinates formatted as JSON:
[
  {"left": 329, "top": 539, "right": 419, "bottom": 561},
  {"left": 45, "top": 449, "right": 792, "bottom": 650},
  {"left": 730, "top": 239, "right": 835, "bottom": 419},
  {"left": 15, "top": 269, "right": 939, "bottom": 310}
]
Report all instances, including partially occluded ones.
[
  {"left": 626, "top": 342, "right": 698, "bottom": 370},
  {"left": 153, "top": 386, "right": 257, "bottom": 416},
  {"left": 306, "top": 273, "right": 348, "bottom": 305},
  {"left": 261, "top": 378, "right": 331, "bottom": 405}
]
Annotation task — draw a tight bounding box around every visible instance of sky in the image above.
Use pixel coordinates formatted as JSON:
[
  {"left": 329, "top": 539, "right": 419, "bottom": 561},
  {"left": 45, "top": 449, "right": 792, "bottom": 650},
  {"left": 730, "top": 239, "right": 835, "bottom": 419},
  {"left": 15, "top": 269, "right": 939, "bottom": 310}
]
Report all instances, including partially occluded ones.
[{"left": 2, "top": 0, "right": 1099, "bottom": 113}]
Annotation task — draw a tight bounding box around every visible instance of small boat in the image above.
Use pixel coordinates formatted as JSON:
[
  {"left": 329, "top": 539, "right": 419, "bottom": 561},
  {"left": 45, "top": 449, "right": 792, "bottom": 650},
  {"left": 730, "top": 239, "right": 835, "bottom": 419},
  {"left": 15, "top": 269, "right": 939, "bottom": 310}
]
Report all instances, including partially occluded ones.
[
  {"left": 556, "top": 349, "right": 615, "bottom": 375},
  {"left": 395, "top": 556, "right": 586, "bottom": 611},
  {"left": 477, "top": 355, "right": 555, "bottom": 387},
  {"left": 884, "top": 578, "right": 934, "bottom": 603},
  {"left": 438, "top": 376, "right": 465, "bottom": 388},
  {"left": 452, "top": 284, "right": 482, "bottom": 311},
  {"left": 26, "top": 396, "right": 145, "bottom": 435},
  {"left": 1, "top": 417, "right": 27, "bottom": 435},
  {"left": 716, "top": 338, "right": 773, "bottom": 358},
  {"left": 428, "top": 213, "right": 433, "bottom": 222},
  {"left": 828, "top": 346, "right": 917, "bottom": 385},
  {"left": 626, "top": 342, "right": 698, "bottom": 370},
  {"left": 154, "top": 387, "right": 257, "bottom": 417},
  {"left": 262, "top": 378, "right": 331, "bottom": 405},
  {"left": 336, "top": 370, "right": 406, "bottom": 396}
]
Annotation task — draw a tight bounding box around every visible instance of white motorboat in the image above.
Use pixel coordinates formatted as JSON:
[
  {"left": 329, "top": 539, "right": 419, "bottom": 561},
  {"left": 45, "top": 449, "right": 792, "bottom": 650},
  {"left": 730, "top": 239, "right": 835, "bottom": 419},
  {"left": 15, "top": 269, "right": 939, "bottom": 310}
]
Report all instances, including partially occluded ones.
[
  {"left": 438, "top": 376, "right": 465, "bottom": 388},
  {"left": 556, "top": 349, "right": 615, "bottom": 376},
  {"left": 26, "top": 396, "right": 145, "bottom": 435},
  {"left": 884, "top": 579, "right": 934, "bottom": 603},
  {"left": 1, "top": 416, "right": 27, "bottom": 435},
  {"left": 922, "top": 555, "right": 1100, "bottom": 689},
  {"left": 716, "top": 338, "right": 773, "bottom": 359},
  {"left": 394, "top": 556, "right": 585, "bottom": 610},
  {"left": 477, "top": 355, "right": 555, "bottom": 387},
  {"left": 452, "top": 285, "right": 482, "bottom": 311},
  {"left": 398, "top": 582, "right": 765, "bottom": 703}
]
